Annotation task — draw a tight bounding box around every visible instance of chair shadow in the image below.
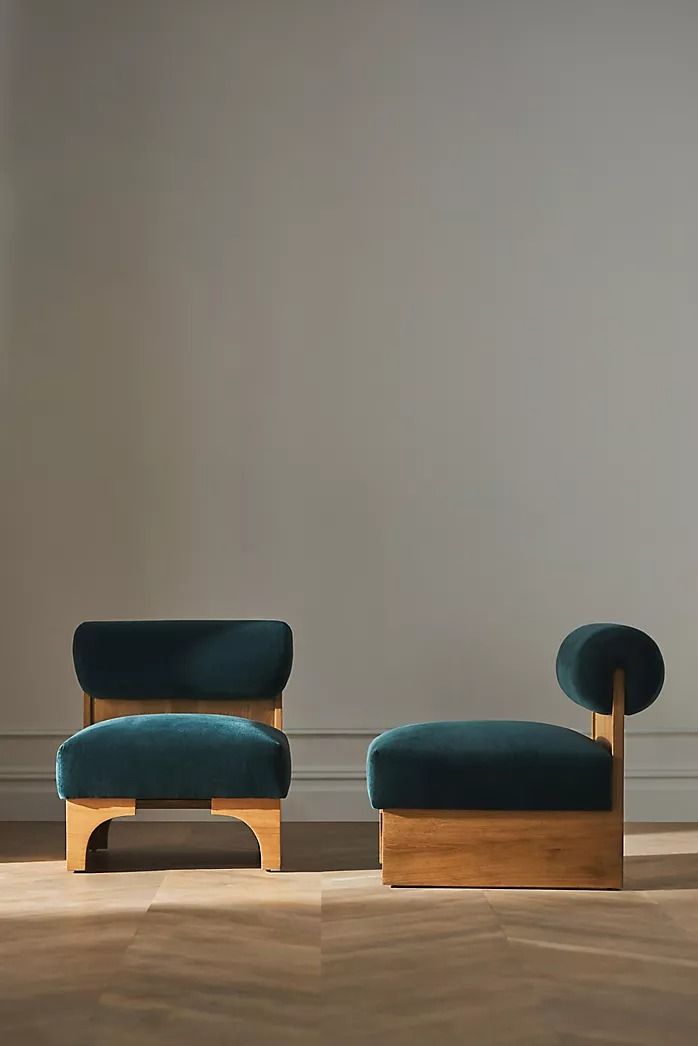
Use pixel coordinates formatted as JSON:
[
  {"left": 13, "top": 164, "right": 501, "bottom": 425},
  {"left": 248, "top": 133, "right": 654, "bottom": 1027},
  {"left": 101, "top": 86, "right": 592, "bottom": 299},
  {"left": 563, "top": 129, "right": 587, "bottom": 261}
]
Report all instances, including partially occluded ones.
[
  {"left": 88, "top": 821, "right": 381, "bottom": 873},
  {"left": 282, "top": 822, "right": 380, "bottom": 872},
  {"left": 0, "top": 822, "right": 66, "bottom": 864},
  {"left": 0, "top": 820, "right": 381, "bottom": 874},
  {"left": 6, "top": 823, "right": 698, "bottom": 885}
]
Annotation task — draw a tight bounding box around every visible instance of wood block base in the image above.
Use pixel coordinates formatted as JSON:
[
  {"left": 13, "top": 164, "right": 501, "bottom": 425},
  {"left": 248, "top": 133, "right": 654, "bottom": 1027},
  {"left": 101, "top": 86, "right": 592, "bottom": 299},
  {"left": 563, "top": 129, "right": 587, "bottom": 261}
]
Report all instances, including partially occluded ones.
[{"left": 381, "top": 808, "right": 623, "bottom": 889}]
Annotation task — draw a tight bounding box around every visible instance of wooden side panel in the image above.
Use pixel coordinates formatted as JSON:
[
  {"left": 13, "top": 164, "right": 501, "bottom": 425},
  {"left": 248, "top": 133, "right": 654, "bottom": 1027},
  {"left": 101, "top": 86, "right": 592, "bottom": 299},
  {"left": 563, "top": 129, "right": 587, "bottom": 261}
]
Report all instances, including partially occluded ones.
[
  {"left": 381, "top": 808, "right": 623, "bottom": 889},
  {"left": 379, "top": 810, "right": 383, "bottom": 866},
  {"left": 273, "top": 692, "right": 283, "bottom": 731},
  {"left": 592, "top": 667, "right": 625, "bottom": 822},
  {"left": 90, "top": 696, "right": 279, "bottom": 726}
]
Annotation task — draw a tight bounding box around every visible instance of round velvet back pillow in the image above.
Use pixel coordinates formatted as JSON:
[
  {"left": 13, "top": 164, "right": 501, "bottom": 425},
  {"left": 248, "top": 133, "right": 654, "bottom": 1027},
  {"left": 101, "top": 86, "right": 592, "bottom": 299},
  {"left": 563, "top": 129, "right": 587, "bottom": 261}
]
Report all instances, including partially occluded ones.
[{"left": 556, "top": 623, "right": 664, "bottom": 715}]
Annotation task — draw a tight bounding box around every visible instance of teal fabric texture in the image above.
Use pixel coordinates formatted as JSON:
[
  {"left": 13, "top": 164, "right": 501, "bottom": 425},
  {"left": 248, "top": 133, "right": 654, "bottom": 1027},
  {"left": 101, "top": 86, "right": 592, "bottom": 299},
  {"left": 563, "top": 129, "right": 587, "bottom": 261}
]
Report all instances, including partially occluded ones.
[
  {"left": 56, "top": 714, "right": 291, "bottom": 800},
  {"left": 73, "top": 620, "right": 293, "bottom": 700},
  {"left": 366, "top": 721, "right": 613, "bottom": 811},
  {"left": 556, "top": 623, "right": 664, "bottom": 715}
]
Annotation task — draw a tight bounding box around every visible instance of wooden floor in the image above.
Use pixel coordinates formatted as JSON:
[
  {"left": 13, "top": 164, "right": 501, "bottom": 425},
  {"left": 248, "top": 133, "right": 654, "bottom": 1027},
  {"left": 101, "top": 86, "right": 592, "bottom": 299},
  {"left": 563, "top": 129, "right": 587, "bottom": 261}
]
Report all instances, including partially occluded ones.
[{"left": 1, "top": 822, "right": 698, "bottom": 1045}]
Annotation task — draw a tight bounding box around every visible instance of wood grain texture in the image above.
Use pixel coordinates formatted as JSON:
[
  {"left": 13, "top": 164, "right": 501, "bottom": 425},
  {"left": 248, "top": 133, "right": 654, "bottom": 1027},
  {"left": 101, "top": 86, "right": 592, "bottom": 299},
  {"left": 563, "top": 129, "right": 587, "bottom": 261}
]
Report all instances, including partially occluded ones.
[
  {"left": 273, "top": 692, "right": 283, "bottom": 730},
  {"left": 381, "top": 808, "right": 622, "bottom": 888},
  {"left": 89, "top": 696, "right": 280, "bottom": 726},
  {"left": 2, "top": 822, "right": 698, "bottom": 1044},
  {"left": 67, "top": 799, "right": 282, "bottom": 872},
  {"left": 592, "top": 666, "right": 625, "bottom": 826},
  {"left": 211, "top": 798, "right": 281, "bottom": 871},
  {"left": 378, "top": 809, "right": 383, "bottom": 866},
  {"left": 65, "top": 799, "right": 136, "bottom": 871}
]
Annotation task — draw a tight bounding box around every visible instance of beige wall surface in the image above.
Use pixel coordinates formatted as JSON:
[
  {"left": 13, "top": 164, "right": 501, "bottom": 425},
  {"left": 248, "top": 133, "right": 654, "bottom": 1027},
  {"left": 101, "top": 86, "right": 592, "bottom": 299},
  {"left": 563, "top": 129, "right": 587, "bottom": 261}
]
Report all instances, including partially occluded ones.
[{"left": 1, "top": 1, "right": 697, "bottom": 816}]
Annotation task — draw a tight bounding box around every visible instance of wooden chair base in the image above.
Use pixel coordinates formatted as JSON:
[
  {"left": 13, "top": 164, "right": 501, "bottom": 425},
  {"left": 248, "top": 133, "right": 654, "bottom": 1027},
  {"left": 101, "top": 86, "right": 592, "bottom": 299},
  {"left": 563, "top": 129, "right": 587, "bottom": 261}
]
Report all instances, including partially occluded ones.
[
  {"left": 380, "top": 808, "right": 623, "bottom": 889},
  {"left": 211, "top": 799, "right": 281, "bottom": 871},
  {"left": 65, "top": 798, "right": 282, "bottom": 872}
]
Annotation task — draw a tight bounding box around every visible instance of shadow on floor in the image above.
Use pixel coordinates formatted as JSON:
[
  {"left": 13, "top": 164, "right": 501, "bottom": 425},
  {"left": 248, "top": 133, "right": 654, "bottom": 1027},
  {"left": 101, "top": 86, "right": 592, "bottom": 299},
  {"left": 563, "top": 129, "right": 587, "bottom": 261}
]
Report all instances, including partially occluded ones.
[
  {"left": 0, "top": 821, "right": 381, "bottom": 873},
  {"left": 5, "top": 822, "right": 698, "bottom": 886}
]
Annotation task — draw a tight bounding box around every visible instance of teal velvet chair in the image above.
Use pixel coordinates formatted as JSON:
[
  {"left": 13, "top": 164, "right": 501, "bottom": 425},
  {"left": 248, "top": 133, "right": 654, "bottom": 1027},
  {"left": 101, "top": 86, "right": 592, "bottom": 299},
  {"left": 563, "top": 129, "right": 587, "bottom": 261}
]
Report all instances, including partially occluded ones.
[
  {"left": 367, "top": 623, "right": 664, "bottom": 888},
  {"left": 56, "top": 620, "right": 293, "bottom": 872}
]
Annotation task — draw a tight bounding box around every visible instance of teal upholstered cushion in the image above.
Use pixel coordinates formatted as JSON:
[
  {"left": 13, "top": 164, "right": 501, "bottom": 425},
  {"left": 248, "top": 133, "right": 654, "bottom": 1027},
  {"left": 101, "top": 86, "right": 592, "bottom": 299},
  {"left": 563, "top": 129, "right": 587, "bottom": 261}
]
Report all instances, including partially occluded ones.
[
  {"left": 556, "top": 623, "right": 664, "bottom": 715},
  {"left": 73, "top": 620, "right": 293, "bottom": 700},
  {"left": 366, "top": 721, "right": 612, "bottom": 811},
  {"left": 56, "top": 714, "right": 291, "bottom": 800}
]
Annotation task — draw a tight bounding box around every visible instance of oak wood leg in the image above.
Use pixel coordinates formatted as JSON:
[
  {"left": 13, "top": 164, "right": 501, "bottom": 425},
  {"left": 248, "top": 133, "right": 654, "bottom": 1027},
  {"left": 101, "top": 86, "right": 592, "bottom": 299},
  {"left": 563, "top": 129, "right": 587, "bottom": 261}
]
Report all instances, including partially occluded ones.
[
  {"left": 65, "top": 799, "right": 136, "bottom": 872},
  {"left": 211, "top": 799, "right": 282, "bottom": 871}
]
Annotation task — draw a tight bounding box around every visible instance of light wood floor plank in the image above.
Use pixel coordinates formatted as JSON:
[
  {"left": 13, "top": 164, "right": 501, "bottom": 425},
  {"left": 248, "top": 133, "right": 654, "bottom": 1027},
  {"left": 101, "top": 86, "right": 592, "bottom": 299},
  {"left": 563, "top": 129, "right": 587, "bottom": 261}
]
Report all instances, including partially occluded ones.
[
  {"left": 322, "top": 871, "right": 558, "bottom": 1044},
  {"left": 1, "top": 822, "right": 698, "bottom": 1044}
]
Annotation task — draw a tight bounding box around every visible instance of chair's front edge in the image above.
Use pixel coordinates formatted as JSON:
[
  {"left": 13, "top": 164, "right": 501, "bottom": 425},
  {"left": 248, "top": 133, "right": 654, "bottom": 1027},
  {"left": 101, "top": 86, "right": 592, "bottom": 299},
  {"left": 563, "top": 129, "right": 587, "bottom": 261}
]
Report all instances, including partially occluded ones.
[{"left": 65, "top": 798, "right": 282, "bottom": 873}]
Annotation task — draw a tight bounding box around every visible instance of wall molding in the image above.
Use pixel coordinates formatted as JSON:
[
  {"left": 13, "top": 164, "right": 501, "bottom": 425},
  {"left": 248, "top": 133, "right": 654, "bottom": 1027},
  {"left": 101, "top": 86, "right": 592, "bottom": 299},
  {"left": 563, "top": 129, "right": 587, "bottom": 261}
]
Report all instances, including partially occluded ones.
[
  {"left": 1, "top": 727, "right": 697, "bottom": 821},
  {"left": 3, "top": 725, "right": 697, "bottom": 737},
  {"left": 0, "top": 728, "right": 383, "bottom": 737}
]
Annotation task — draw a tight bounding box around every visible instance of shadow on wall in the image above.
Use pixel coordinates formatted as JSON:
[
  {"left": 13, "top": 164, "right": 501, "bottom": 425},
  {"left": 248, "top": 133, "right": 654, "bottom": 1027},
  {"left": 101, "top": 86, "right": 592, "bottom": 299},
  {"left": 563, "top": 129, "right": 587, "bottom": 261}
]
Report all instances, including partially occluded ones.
[
  {"left": 1, "top": 1, "right": 328, "bottom": 746},
  {"left": 0, "top": 2, "right": 234, "bottom": 734}
]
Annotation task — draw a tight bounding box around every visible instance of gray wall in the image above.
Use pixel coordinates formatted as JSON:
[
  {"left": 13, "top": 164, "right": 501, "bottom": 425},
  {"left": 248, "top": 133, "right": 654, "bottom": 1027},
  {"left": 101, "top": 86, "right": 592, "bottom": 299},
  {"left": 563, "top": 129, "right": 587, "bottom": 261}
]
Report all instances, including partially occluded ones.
[{"left": 1, "top": 1, "right": 696, "bottom": 817}]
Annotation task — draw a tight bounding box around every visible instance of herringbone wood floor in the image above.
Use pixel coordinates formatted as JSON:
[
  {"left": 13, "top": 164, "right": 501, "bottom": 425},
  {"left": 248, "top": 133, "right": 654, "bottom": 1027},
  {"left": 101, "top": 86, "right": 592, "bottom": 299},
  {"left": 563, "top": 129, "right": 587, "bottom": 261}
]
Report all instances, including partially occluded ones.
[{"left": 1, "top": 821, "right": 698, "bottom": 1044}]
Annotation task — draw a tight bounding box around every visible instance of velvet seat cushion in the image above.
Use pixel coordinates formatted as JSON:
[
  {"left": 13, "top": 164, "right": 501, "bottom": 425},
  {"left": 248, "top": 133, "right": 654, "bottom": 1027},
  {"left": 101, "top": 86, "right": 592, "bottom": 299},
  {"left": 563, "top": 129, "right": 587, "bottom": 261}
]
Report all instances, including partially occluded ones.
[
  {"left": 367, "top": 721, "right": 613, "bottom": 811},
  {"left": 56, "top": 714, "right": 291, "bottom": 800}
]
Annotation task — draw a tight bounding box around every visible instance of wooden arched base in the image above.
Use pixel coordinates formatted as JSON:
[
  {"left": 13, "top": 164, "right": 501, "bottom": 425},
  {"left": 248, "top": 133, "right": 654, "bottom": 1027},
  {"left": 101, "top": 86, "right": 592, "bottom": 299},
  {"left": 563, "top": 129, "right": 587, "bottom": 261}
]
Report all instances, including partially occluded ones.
[
  {"left": 211, "top": 799, "right": 281, "bottom": 871},
  {"left": 66, "top": 799, "right": 136, "bottom": 871},
  {"left": 65, "top": 798, "right": 282, "bottom": 872}
]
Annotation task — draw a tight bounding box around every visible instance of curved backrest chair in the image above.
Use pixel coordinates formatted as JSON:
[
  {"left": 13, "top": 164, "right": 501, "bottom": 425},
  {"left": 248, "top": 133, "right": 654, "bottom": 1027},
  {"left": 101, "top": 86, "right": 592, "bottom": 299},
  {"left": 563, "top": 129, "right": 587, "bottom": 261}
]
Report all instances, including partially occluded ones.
[
  {"left": 56, "top": 620, "right": 293, "bottom": 872},
  {"left": 367, "top": 623, "right": 664, "bottom": 888}
]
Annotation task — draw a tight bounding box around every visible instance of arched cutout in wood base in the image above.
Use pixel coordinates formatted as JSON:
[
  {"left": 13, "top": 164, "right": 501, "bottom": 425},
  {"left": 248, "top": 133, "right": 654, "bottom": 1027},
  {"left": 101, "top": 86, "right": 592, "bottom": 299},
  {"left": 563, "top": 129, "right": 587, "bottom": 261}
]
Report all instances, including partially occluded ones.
[
  {"left": 65, "top": 798, "right": 282, "bottom": 872},
  {"left": 211, "top": 798, "right": 281, "bottom": 871},
  {"left": 66, "top": 799, "right": 136, "bottom": 871},
  {"left": 88, "top": 819, "right": 112, "bottom": 852}
]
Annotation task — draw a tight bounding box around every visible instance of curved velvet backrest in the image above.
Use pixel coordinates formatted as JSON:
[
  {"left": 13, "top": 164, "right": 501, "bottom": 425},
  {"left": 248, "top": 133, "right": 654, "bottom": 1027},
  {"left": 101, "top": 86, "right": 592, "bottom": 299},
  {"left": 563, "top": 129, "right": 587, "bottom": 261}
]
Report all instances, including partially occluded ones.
[
  {"left": 73, "top": 620, "right": 293, "bottom": 700},
  {"left": 556, "top": 623, "right": 664, "bottom": 715}
]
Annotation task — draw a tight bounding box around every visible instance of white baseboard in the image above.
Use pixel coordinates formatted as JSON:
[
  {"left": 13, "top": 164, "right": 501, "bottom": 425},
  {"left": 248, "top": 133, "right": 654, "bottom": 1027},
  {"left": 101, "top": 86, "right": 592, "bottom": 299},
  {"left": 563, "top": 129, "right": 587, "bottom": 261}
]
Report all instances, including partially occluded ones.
[{"left": 0, "top": 728, "right": 696, "bottom": 822}]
